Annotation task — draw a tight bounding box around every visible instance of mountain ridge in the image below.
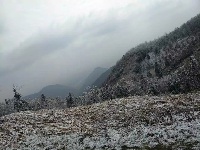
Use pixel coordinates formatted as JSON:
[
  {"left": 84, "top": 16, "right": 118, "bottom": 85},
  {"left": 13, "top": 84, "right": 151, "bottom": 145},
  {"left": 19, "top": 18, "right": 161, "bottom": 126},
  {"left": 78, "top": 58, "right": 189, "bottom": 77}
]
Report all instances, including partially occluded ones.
[
  {"left": 92, "top": 66, "right": 113, "bottom": 88},
  {"left": 78, "top": 67, "right": 108, "bottom": 94},
  {"left": 23, "top": 84, "right": 77, "bottom": 99}
]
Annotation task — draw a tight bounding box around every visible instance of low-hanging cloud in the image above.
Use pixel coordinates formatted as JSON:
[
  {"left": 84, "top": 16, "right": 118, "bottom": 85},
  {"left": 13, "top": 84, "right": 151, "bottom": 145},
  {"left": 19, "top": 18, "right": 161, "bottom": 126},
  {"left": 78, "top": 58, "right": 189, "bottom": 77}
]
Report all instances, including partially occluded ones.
[
  {"left": 1, "top": 32, "right": 74, "bottom": 75},
  {"left": 1, "top": 11, "right": 132, "bottom": 77},
  {"left": 0, "top": 24, "right": 3, "bottom": 34}
]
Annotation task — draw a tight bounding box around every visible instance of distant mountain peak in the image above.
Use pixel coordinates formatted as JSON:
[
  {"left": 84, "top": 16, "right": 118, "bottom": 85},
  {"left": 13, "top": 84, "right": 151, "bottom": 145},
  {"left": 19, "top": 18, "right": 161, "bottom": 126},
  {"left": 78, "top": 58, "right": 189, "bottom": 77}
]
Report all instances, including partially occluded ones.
[
  {"left": 24, "top": 84, "right": 77, "bottom": 99},
  {"left": 77, "top": 67, "right": 108, "bottom": 95}
]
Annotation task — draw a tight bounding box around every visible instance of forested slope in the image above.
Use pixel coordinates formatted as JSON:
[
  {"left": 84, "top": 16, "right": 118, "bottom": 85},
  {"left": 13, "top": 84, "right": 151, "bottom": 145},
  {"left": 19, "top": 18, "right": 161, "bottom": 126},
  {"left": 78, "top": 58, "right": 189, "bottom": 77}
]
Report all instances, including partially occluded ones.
[{"left": 104, "top": 14, "right": 200, "bottom": 96}]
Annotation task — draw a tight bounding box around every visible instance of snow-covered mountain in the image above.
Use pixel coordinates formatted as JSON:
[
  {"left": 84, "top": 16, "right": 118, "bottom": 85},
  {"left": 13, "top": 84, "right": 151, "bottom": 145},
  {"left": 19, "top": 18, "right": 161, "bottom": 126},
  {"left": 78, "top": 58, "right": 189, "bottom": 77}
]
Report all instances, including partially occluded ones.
[{"left": 103, "top": 14, "right": 200, "bottom": 96}]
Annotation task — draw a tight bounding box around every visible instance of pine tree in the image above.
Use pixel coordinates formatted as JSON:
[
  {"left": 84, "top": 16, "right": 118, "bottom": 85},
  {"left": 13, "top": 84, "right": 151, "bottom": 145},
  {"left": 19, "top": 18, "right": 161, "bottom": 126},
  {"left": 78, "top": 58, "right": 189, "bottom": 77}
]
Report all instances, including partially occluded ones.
[
  {"left": 13, "top": 87, "right": 21, "bottom": 112},
  {"left": 40, "top": 94, "right": 47, "bottom": 109},
  {"left": 66, "top": 93, "right": 73, "bottom": 108}
]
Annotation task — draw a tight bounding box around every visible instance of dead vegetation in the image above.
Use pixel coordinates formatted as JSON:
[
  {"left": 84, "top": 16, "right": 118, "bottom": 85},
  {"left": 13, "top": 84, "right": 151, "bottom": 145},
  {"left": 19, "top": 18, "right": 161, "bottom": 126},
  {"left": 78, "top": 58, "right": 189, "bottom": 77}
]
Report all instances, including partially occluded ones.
[{"left": 0, "top": 92, "right": 200, "bottom": 149}]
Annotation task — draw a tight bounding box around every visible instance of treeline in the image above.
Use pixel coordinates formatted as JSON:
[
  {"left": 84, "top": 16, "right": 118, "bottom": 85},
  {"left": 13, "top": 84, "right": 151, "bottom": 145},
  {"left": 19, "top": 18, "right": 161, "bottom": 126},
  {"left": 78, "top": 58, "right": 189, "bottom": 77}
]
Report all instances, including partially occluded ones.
[
  {"left": 0, "top": 84, "right": 130, "bottom": 117},
  {"left": 0, "top": 87, "right": 76, "bottom": 117}
]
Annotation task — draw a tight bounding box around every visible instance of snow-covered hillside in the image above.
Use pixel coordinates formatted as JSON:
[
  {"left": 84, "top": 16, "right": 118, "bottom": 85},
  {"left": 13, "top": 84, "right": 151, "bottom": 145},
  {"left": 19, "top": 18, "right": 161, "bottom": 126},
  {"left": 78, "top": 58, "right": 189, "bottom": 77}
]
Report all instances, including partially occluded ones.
[{"left": 0, "top": 92, "right": 200, "bottom": 149}]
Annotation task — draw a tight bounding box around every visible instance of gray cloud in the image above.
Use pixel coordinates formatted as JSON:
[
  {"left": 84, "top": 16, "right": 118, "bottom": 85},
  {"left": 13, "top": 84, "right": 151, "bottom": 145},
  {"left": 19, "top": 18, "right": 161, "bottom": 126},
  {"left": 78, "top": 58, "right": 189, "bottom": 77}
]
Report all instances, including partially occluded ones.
[
  {"left": 0, "top": 12, "right": 130, "bottom": 77},
  {"left": 0, "top": 17, "right": 4, "bottom": 33},
  {"left": 0, "top": 24, "right": 3, "bottom": 34},
  {"left": 2, "top": 33, "right": 74, "bottom": 72}
]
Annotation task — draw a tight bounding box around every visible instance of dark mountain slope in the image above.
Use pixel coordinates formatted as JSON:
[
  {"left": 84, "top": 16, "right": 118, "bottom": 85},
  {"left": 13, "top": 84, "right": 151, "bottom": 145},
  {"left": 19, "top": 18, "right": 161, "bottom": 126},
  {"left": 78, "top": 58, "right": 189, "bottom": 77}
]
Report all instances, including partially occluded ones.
[
  {"left": 92, "top": 67, "right": 113, "bottom": 87},
  {"left": 78, "top": 67, "right": 108, "bottom": 94},
  {"left": 24, "top": 84, "right": 77, "bottom": 99},
  {"left": 103, "top": 14, "right": 200, "bottom": 95}
]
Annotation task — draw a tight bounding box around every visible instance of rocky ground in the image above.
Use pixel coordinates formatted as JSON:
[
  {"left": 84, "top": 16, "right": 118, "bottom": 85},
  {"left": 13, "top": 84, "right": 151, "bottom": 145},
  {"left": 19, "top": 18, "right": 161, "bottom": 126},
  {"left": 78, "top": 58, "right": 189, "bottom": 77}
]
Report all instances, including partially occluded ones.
[{"left": 0, "top": 92, "right": 200, "bottom": 150}]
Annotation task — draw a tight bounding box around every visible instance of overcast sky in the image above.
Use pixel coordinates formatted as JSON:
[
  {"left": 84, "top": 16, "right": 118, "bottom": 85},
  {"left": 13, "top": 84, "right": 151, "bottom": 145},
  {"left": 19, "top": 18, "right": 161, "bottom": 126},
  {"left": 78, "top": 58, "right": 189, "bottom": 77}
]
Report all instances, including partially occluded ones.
[{"left": 0, "top": 0, "right": 200, "bottom": 101}]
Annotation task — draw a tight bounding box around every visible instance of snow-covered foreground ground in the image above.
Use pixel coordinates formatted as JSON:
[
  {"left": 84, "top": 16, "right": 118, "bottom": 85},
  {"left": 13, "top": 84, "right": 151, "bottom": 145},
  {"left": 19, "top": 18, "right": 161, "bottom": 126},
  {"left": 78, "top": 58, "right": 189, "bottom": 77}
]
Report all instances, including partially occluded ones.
[{"left": 0, "top": 92, "right": 200, "bottom": 150}]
